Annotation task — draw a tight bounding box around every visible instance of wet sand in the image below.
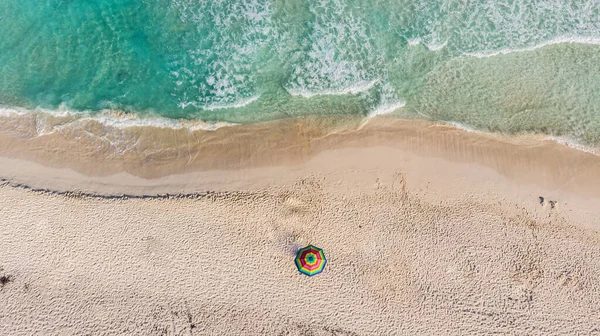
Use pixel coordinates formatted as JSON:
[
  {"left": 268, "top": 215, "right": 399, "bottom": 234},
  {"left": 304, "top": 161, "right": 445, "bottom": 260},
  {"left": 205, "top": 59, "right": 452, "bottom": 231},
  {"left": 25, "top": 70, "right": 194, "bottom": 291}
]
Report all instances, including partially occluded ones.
[{"left": 1, "top": 115, "right": 600, "bottom": 335}]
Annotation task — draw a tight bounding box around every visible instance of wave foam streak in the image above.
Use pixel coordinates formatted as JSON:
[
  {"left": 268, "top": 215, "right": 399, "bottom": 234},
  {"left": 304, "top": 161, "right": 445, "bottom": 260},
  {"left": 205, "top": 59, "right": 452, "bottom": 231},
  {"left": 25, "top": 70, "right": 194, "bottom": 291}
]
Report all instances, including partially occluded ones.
[
  {"left": 445, "top": 0, "right": 600, "bottom": 55},
  {"left": 168, "top": 0, "right": 278, "bottom": 110},
  {"left": 284, "top": 0, "right": 383, "bottom": 96}
]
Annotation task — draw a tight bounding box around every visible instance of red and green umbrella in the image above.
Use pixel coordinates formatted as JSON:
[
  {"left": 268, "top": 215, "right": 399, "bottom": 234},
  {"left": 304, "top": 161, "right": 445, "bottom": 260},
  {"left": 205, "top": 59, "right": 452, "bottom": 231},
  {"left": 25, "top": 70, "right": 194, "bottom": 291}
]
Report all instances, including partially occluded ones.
[{"left": 295, "top": 245, "right": 326, "bottom": 276}]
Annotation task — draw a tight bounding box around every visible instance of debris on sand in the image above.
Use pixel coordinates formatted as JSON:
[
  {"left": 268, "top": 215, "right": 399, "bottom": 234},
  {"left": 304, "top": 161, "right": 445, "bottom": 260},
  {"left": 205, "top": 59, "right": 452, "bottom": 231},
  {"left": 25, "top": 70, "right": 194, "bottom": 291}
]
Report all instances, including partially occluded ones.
[{"left": 0, "top": 268, "right": 13, "bottom": 287}]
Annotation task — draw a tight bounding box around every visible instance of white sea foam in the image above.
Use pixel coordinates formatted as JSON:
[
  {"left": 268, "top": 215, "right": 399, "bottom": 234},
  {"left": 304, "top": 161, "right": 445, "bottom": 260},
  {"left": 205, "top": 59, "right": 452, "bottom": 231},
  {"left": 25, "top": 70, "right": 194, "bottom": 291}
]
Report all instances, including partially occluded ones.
[
  {"left": 177, "top": 95, "right": 261, "bottom": 111},
  {"left": 203, "top": 95, "right": 260, "bottom": 111},
  {"left": 285, "top": 0, "right": 382, "bottom": 100},
  {"left": 286, "top": 80, "right": 378, "bottom": 98},
  {"left": 442, "top": 121, "right": 484, "bottom": 134},
  {"left": 443, "top": 121, "right": 599, "bottom": 156},
  {"left": 0, "top": 104, "right": 87, "bottom": 119},
  {"left": 169, "top": 0, "right": 276, "bottom": 109},
  {"left": 358, "top": 100, "right": 405, "bottom": 130},
  {"left": 547, "top": 136, "right": 598, "bottom": 155},
  {"left": 89, "top": 112, "right": 236, "bottom": 131},
  {"left": 0, "top": 105, "right": 236, "bottom": 133},
  {"left": 465, "top": 35, "right": 600, "bottom": 58},
  {"left": 0, "top": 106, "right": 28, "bottom": 117},
  {"left": 426, "top": 39, "right": 448, "bottom": 52},
  {"left": 367, "top": 101, "right": 406, "bottom": 118},
  {"left": 407, "top": 38, "right": 421, "bottom": 46}
]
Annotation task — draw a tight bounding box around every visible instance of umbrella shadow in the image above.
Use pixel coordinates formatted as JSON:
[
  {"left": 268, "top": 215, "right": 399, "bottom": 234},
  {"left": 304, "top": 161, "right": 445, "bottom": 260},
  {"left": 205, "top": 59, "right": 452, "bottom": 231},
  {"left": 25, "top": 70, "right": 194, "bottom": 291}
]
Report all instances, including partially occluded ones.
[
  {"left": 280, "top": 232, "right": 305, "bottom": 255},
  {"left": 288, "top": 242, "right": 304, "bottom": 255}
]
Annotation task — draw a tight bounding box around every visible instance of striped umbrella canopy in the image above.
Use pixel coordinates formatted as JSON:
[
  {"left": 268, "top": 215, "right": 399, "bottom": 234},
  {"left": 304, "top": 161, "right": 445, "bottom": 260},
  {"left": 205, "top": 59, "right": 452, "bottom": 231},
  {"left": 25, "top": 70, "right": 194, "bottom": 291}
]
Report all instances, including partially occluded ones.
[{"left": 295, "top": 245, "right": 326, "bottom": 276}]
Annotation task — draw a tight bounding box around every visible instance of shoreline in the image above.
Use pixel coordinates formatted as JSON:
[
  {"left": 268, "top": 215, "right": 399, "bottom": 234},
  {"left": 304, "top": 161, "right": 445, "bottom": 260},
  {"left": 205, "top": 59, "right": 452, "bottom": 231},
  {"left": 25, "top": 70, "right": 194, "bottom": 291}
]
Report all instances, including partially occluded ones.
[
  {"left": 0, "top": 114, "right": 600, "bottom": 198},
  {"left": 2, "top": 95, "right": 600, "bottom": 157}
]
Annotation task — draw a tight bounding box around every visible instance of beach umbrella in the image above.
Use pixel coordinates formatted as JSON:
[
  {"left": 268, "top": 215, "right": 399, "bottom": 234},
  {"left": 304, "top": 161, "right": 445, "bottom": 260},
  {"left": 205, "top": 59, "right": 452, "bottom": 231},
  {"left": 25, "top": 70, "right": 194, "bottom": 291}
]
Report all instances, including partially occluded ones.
[{"left": 295, "top": 245, "right": 326, "bottom": 276}]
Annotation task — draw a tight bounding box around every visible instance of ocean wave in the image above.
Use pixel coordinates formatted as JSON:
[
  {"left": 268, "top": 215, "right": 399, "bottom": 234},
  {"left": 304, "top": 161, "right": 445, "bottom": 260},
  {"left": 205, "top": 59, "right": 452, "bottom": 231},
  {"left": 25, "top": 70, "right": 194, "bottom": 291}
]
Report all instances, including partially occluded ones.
[
  {"left": 284, "top": 0, "right": 383, "bottom": 100},
  {"left": 405, "top": 35, "right": 448, "bottom": 52},
  {"left": 426, "top": 39, "right": 448, "bottom": 52},
  {"left": 442, "top": 121, "right": 598, "bottom": 156},
  {"left": 285, "top": 80, "right": 378, "bottom": 98},
  {"left": 87, "top": 112, "right": 236, "bottom": 131},
  {"left": 0, "top": 105, "right": 236, "bottom": 134},
  {"left": 177, "top": 95, "right": 261, "bottom": 111},
  {"left": 547, "top": 136, "right": 598, "bottom": 156},
  {"left": 204, "top": 95, "right": 261, "bottom": 111},
  {"left": 464, "top": 35, "right": 600, "bottom": 58},
  {"left": 358, "top": 101, "right": 406, "bottom": 130},
  {"left": 442, "top": 121, "right": 484, "bottom": 134},
  {"left": 407, "top": 38, "right": 422, "bottom": 46},
  {"left": 366, "top": 101, "right": 406, "bottom": 118},
  {"left": 168, "top": 0, "right": 276, "bottom": 110}
]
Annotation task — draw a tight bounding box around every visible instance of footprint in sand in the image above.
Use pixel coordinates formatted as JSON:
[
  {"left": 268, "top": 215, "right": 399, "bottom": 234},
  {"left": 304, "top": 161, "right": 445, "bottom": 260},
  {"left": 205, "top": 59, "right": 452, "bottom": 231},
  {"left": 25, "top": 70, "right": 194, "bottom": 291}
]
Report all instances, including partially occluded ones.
[
  {"left": 269, "top": 196, "right": 316, "bottom": 254},
  {"left": 539, "top": 196, "right": 558, "bottom": 209}
]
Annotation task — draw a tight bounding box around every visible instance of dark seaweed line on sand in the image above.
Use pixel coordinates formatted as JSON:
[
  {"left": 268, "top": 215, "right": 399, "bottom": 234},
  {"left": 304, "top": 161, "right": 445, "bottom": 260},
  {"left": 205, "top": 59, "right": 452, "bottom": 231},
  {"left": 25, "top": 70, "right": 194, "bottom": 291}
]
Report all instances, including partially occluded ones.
[{"left": 0, "top": 178, "right": 262, "bottom": 201}]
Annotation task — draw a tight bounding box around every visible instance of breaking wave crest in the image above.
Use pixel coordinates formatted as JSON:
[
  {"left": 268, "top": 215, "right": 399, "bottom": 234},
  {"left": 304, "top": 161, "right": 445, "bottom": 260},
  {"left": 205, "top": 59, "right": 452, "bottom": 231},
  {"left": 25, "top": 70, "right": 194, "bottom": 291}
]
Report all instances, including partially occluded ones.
[{"left": 0, "top": 105, "right": 236, "bottom": 137}]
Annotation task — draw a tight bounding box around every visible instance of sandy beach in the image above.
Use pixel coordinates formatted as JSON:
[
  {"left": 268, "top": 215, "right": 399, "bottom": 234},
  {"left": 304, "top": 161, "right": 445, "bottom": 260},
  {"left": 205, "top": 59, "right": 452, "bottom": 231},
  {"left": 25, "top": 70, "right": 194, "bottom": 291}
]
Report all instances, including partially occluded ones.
[{"left": 1, "top": 115, "right": 600, "bottom": 335}]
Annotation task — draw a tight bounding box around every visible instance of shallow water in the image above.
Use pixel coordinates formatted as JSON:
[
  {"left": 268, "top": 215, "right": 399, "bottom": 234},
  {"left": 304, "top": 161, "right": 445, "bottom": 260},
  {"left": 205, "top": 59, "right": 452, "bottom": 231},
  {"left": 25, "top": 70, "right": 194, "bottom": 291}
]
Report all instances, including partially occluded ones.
[{"left": 1, "top": 0, "right": 600, "bottom": 144}]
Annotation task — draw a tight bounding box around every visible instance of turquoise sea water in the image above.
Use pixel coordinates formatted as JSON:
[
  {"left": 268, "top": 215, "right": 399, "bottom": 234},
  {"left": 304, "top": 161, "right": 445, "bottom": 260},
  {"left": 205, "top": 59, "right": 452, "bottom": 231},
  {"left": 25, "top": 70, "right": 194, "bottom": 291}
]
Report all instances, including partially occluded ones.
[{"left": 1, "top": 0, "right": 600, "bottom": 144}]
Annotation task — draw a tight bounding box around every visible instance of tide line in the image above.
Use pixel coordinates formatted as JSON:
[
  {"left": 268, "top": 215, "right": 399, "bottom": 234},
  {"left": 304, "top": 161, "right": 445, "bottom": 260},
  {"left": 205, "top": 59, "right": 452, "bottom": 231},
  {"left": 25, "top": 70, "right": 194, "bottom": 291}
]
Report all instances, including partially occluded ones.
[
  {"left": 358, "top": 101, "right": 406, "bottom": 130},
  {"left": 465, "top": 35, "right": 600, "bottom": 58},
  {"left": 0, "top": 105, "right": 236, "bottom": 133}
]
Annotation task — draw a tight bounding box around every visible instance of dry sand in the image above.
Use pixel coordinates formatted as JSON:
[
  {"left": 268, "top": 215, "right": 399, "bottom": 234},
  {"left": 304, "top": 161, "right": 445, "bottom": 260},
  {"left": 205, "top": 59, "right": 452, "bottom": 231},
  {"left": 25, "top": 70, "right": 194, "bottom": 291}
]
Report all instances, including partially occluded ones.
[{"left": 1, "top": 115, "right": 600, "bottom": 335}]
